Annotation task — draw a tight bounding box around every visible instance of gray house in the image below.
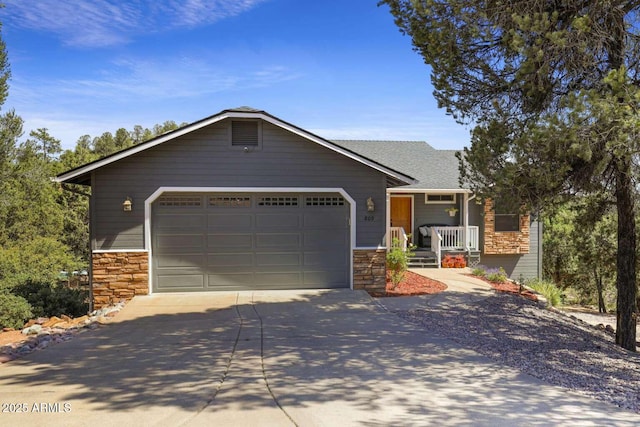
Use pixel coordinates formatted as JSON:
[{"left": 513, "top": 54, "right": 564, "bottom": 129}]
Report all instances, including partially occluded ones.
[
  {"left": 333, "top": 140, "right": 543, "bottom": 279},
  {"left": 55, "top": 107, "right": 541, "bottom": 308}
]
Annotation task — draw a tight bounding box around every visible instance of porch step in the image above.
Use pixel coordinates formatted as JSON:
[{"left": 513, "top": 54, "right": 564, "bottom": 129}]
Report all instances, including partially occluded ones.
[
  {"left": 408, "top": 251, "right": 439, "bottom": 268},
  {"left": 408, "top": 250, "right": 482, "bottom": 268}
]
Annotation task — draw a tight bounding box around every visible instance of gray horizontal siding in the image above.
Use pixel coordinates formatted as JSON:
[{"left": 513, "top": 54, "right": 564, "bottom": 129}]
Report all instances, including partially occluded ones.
[
  {"left": 92, "top": 121, "right": 387, "bottom": 250},
  {"left": 480, "top": 220, "right": 542, "bottom": 280}
]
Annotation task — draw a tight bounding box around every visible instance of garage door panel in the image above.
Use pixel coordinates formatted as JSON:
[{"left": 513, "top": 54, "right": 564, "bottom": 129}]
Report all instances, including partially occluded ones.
[
  {"left": 304, "top": 271, "right": 348, "bottom": 287},
  {"left": 207, "top": 273, "right": 255, "bottom": 287},
  {"left": 156, "top": 234, "right": 205, "bottom": 249},
  {"left": 303, "top": 231, "right": 346, "bottom": 249},
  {"left": 207, "top": 213, "right": 252, "bottom": 229},
  {"left": 208, "top": 253, "right": 254, "bottom": 267},
  {"left": 256, "top": 233, "right": 301, "bottom": 249},
  {"left": 156, "top": 254, "right": 206, "bottom": 268},
  {"left": 256, "top": 252, "right": 301, "bottom": 267},
  {"left": 303, "top": 212, "right": 347, "bottom": 227},
  {"left": 155, "top": 214, "right": 206, "bottom": 231},
  {"left": 153, "top": 192, "right": 350, "bottom": 292},
  {"left": 304, "top": 251, "right": 348, "bottom": 267},
  {"left": 157, "top": 274, "right": 205, "bottom": 290},
  {"left": 207, "top": 234, "right": 253, "bottom": 249},
  {"left": 260, "top": 272, "right": 302, "bottom": 285},
  {"left": 256, "top": 213, "right": 301, "bottom": 228}
]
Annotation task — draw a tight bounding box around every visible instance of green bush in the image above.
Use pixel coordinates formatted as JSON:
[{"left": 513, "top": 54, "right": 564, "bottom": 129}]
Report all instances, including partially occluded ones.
[
  {"left": 386, "top": 238, "right": 415, "bottom": 289},
  {"left": 471, "top": 265, "right": 487, "bottom": 277},
  {"left": 12, "top": 279, "right": 88, "bottom": 318},
  {"left": 0, "top": 237, "right": 77, "bottom": 289},
  {"left": 0, "top": 292, "right": 33, "bottom": 329},
  {"left": 485, "top": 267, "right": 508, "bottom": 283},
  {"left": 527, "top": 279, "right": 563, "bottom": 307}
]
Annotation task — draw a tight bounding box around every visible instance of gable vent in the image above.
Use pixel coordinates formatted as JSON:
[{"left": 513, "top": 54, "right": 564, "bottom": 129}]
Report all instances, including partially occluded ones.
[{"left": 231, "top": 120, "right": 260, "bottom": 146}]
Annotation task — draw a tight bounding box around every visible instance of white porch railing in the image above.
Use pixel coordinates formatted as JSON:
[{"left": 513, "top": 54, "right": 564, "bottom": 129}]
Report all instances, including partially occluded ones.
[
  {"left": 431, "top": 227, "right": 443, "bottom": 267},
  {"left": 431, "top": 226, "right": 479, "bottom": 251},
  {"left": 389, "top": 227, "right": 408, "bottom": 250}
]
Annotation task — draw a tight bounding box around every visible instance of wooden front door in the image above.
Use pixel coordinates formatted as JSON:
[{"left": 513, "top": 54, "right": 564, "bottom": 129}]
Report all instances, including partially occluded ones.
[{"left": 390, "top": 196, "right": 412, "bottom": 241}]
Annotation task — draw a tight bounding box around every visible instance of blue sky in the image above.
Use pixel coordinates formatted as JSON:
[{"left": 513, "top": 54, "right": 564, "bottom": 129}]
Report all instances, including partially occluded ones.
[{"left": 1, "top": 0, "right": 471, "bottom": 151}]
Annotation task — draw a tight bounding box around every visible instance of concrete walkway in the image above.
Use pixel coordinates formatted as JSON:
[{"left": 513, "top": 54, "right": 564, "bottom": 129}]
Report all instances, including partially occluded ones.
[{"left": 0, "top": 288, "right": 638, "bottom": 426}]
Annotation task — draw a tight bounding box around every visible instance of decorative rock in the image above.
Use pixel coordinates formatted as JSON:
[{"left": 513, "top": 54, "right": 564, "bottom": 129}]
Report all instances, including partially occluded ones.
[
  {"left": 3, "top": 301, "right": 127, "bottom": 364},
  {"left": 22, "top": 324, "right": 42, "bottom": 335},
  {"left": 42, "top": 316, "right": 63, "bottom": 328},
  {"left": 0, "top": 354, "right": 15, "bottom": 363}
]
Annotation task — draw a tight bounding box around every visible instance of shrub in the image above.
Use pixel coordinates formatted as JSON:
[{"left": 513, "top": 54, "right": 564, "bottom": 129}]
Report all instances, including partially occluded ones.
[
  {"left": 0, "top": 292, "right": 33, "bottom": 329},
  {"left": 527, "top": 279, "right": 563, "bottom": 307},
  {"left": 471, "top": 265, "right": 487, "bottom": 277},
  {"left": 12, "top": 279, "right": 88, "bottom": 318},
  {"left": 0, "top": 237, "right": 77, "bottom": 289},
  {"left": 485, "top": 267, "right": 508, "bottom": 283},
  {"left": 386, "top": 238, "right": 415, "bottom": 289}
]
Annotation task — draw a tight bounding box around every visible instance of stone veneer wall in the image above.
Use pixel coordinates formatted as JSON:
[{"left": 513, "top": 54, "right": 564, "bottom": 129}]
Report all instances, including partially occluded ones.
[
  {"left": 92, "top": 251, "right": 149, "bottom": 308},
  {"left": 483, "top": 200, "right": 530, "bottom": 255},
  {"left": 353, "top": 249, "right": 387, "bottom": 293}
]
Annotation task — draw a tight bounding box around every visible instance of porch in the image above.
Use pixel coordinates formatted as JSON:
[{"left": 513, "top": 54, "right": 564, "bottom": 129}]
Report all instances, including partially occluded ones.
[{"left": 389, "top": 225, "right": 481, "bottom": 268}]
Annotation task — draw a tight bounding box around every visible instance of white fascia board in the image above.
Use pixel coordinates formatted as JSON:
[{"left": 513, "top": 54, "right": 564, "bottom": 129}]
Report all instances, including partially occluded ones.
[
  {"left": 54, "top": 110, "right": 416, "bottom": 186},
  {"left": 387, "top": 188, "right": 472, "bottom": 194}
]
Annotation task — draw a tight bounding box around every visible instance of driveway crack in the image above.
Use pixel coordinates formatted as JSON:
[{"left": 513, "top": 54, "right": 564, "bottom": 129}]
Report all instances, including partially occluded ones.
[
  {"left": 188, "top": 293, "right": 245, "bottom": 419},
  {"left": 251, "top": 293, "right": 298, "bottom": 427}
]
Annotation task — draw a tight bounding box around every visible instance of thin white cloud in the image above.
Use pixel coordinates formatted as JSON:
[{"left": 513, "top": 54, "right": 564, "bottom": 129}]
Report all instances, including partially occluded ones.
[
  {"left": 3, "top": 0, "right": 268, "bottom": 47},
  {"left": 45, "top": 57, "right": 302, "bottom": 100}
]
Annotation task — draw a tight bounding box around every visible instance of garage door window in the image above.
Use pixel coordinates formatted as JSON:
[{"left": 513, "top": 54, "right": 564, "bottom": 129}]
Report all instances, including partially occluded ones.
[
  {"left": 306, "top": 197, "right": 345, "bottom": 206},
  {"left": 209, "top": 196, "right": 251, "bottom": 207},
  {"left": 258, "top": 196, "right": 298, "bottom": 206},
  {"left": 158, "top": 196, "right": 202, "bottom": 207}
]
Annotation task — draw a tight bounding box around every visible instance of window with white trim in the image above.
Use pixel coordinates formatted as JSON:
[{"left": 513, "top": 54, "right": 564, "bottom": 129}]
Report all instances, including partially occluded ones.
[{"left": 425, "top": 193, "right": 456, "bottom": 204}]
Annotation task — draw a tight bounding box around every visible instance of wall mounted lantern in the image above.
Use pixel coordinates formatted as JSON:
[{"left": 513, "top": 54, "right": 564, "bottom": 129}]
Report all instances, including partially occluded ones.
[
  {"left": 366, "top": 197, "right": 375, "bottom": 212},
  {"left": 122, "top": 197, "right": 133, "bottom": 212}
]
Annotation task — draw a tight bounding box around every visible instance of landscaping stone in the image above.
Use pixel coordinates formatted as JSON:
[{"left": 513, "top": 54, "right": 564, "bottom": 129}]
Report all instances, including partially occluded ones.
[
  {"left": 21, "top": 324, "right": 42, "bottom": 335},
  {"left": 1, "top": 301, "right": 127, "bottom": 364}
]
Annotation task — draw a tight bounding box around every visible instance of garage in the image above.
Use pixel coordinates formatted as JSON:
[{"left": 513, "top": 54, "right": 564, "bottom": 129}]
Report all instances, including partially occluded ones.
[{"left": 151, "top": 192, "right": 351, "bottom": 292}]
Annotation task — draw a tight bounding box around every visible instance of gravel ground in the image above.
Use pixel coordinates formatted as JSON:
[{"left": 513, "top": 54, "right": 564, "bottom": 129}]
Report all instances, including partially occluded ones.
[{"left": 394, "top": 294, "right": 640, "bottom": 413}]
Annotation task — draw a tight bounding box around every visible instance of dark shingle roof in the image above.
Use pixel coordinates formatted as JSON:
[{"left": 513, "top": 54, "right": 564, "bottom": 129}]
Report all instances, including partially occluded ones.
[{"left": 331, "top": 140, "right": 465, "bottom": 190}]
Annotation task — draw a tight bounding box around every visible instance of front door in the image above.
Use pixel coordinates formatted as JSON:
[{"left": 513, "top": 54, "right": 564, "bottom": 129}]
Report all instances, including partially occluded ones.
[{"left": 390, "top": 196, "right": 412, "bottom": 242}]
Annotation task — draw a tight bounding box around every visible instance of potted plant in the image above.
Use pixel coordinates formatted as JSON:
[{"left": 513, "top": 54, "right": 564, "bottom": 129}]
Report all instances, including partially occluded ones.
[
  {"left": 445, "top": 207, "right": 458, "bottom": 217},
  {"left": 454, "top": 254, "right": 467, "bottom": 268},
  {"left": 441, "top": 254, "right": 455, "bottom": 268}
]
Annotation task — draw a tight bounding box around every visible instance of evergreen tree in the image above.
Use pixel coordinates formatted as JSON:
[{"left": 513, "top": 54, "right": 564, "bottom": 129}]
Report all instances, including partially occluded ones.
[{"left": 383, "top": 0, "right": 640, "bottom": 350}]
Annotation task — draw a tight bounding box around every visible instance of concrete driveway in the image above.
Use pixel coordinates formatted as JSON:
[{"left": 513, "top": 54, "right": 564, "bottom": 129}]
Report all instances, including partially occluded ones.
[{"left": 0, "top": 290, "right": 638, "bottom": 426}]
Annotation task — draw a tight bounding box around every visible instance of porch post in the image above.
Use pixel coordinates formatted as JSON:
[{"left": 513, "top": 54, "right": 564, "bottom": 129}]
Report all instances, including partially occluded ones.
[
  {"left": 385, "top": 191, "right": 391, "bottom": 248},
  {"left": 463, "top": 192, "right": 469, "bottom": 251}
]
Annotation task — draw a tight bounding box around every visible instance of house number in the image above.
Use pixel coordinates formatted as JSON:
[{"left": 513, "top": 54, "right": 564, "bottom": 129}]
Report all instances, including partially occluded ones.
[{"left": 364, "top": 215, "right": 375, "bottom": 221}]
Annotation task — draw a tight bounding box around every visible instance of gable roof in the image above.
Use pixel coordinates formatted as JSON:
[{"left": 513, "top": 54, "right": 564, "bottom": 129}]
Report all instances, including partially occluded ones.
[
  {"left": 331, "top": 140, "right": 466, "bottom": 191},
  {"left": 54, "top": 107, "right": 416, "bottom": 186}
]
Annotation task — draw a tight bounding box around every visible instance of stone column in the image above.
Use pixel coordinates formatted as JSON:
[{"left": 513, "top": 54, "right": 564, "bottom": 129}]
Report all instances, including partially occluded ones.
[
  {"left": 353, "top": 249, "right": 387, "bottom": 294},
  {"left": 92, "top": 251, "right": 149, "bottom": 308}
]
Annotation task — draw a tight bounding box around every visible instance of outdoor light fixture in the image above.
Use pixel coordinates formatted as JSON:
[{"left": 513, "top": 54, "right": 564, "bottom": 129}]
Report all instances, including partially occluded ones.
[
  {"left": 366, "top": 197, "right": 375, "bottom": 212},
  {"left": 122, "top": 197, "right": 133, "bottom": 212}
]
